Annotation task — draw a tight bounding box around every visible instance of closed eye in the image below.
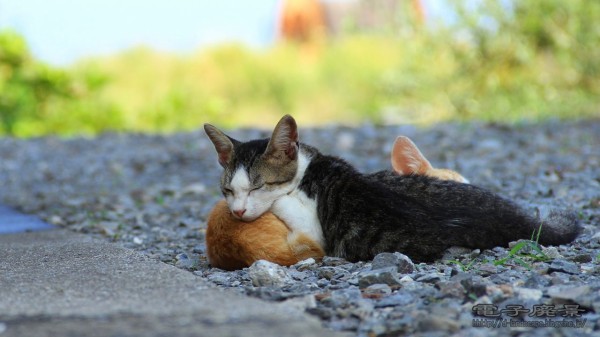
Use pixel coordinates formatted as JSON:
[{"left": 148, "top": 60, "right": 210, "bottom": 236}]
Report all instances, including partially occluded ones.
[
  {"left": 265, "top": 180, "right": 289, "bottom": 186},
  {"left": 222, "top": 187, "right": 233, "bottom": 195}
]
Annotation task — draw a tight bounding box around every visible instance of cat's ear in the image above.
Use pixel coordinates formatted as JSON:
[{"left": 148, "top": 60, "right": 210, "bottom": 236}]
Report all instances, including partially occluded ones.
[
  {"left": 391, "top": 136, "right": 432, "bottom": 175},
  {"left": 204, "top": 124, "right": 238, "bottom": 167},
  {"left": 265, "top": 115, "right": 299, "bottom": 161}
]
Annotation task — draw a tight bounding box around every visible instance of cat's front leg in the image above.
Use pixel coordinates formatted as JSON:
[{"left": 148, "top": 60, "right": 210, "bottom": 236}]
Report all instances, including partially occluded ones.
[{"left": 271, "top": 194, "right": 325, "bottom": 248}]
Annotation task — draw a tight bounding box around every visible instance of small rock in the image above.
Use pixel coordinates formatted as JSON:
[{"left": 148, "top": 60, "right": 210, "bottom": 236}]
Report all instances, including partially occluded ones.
[
  {"left": 181, "top": 183, "right": 206, "bottom": 195},
  {"left": 321, "top": 256, "right": 349, "bottom": 266},
  {"left": 132, "top": 236, "right": 143, "bottom": 245},
  {"left": 192, "top": 244, "right": 205, "bottom": 254},
  {"left": 437, "top": 280, "right": 466, "bottom": 298},
  {"left": 441, "top": 246, "right": 472, "bottom": 261},
  {"left": 294, "top": 258, "right": 317, "bottom": 271},
  {"left": 363, "top": 284, "right": 392, "bottom": 296},
  {"left": 524, "top": 273, "right": 551, "bottom": 288},
  {"left": 508, "top": 239, "right": 539, "bottom": 254},
  {"left": 568, "top": 253, "right": 593, "bottom": 263},
  {"left": 542, "top": 246, "right": 562, "bottom": 259},
  {"left": 416, "top": 273, "right": 444, "bottom": 284},
  {"left": 514, "top": 287, "right": 543, "bottom": 301},
  {"left": 98, "top": 221, "right": 119, "bottom": 236},
  {"left": 328, "top": 317, "right": 360, "bottom": 331},
  {"left": 548, "top": 259, "right": 579, "bottom": 274},
  {"left": 288, "top": 269, "right": 309, "bottom": 281},
  {"left": 477, "top": 264, "right": 497, "bottom": 276},
  {"left": 358, "top": 267, "right": 401, "bottom": 288},
  {"left": 49, "top": 215, "right": 64, "bottom": 225},
  {"left": 330, "top": 287, "right": 362, "bottom": 308},
  {"left": 282, "top": 294, "right": 317, "bottom": 310},
  {"left": 485, "top": 284, "right": 511, "bottom": 303},
  {"left": 371, "top": 252, "right": 415, "bottom": 274},
  {"left": 306, "top": 307, "right": 333, "bottom": 320},
  {"left": 248, "top": 260, "right": 292, "bottom": 287},
  {"left": 374, "top": 291, "right": 415, "bottom": 308},
  {"left": 548, "top": 285, "right": 591, "bottom": 305},
  {"left": 417, "top": 316, "right": 460, "bottom": 332},
  {"left": 206, "top": 272, "right": 230, "bottom": 285},
  {"left": 317, "top": 267, "right": 345, "bottom": 280}
]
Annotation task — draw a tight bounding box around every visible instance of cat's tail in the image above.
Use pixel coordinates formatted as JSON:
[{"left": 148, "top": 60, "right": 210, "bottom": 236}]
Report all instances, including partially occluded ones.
[{"left": 535, "top": 210, "right": 582, "bottom": 246}]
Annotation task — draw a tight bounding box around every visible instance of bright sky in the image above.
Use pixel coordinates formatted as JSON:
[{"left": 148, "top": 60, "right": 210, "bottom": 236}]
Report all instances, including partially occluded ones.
[
  {"left": 0, "top": 0, "right": 279, "bottom": 65},
  {"left": 0, "top": 0, "right": 449, "bottom": 66}
]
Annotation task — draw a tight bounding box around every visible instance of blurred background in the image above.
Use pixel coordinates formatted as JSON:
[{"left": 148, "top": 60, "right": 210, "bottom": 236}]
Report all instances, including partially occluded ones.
[{"left": 0, "top": 0, "right": 598, "bottom": 137}]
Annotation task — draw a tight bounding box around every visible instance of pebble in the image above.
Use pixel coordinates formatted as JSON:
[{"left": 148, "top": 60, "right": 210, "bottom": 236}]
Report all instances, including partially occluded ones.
[
  {"left": 358, "top": 267, "right": 402, "bottom": 288},
  {"left": 548, "top": 259, "right": 579, "bottom": 274},
  {"left": 374, "top": 291, "right": 415, "bottom": 308},
  {"left": 363, "top": 284, "right": 392, "bottom": 296},
  {"left": 371, "top": 252, "right": 415, "bottom": 274},
  {"left": 247, "top": 260, "right": 292, "bottom": 287},
  {"left": 514, "top": 287, "right": 543, "bottom": 301}
]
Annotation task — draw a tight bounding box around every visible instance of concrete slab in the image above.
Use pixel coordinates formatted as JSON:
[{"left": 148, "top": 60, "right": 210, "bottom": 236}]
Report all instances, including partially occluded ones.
[{"left": 0, "top": 230, "right": 347, "bottom": 337}]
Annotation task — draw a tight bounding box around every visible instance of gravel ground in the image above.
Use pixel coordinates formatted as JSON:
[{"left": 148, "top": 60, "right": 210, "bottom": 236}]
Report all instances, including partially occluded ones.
[{"left": 1, "top": 119, "right": 599, "bottom": 336}]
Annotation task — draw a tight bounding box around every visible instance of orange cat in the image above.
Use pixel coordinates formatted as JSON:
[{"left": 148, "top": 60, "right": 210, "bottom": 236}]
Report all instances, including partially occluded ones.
[
  {"left": 206, "top": 200, "right": 324, "bottom": 270},
  {"left": 205, "top": 136, "right": 469, "bottom": 270},
  {"left": 391, "top": 136, "right": 469, "bottom": 183}
]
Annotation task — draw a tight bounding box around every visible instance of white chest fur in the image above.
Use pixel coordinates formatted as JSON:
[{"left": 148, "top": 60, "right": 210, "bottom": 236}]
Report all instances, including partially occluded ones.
[
  {"left": 271, "top": 190, "right": 324, "bottom": 247},
  {"left": 270, "top": 150, "right": 325, "bottom": 247}
]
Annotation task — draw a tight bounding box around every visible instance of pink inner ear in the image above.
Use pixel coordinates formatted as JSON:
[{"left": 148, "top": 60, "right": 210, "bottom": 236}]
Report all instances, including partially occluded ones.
[
  {"left": 391, "top": 136, "right": 432, "bottom": 175},
  {"left": 285, "top": 141, "right": 298, "bottom": 159},
  {"left": 218, "top": 152, "right": 230, "bottom": 166}
]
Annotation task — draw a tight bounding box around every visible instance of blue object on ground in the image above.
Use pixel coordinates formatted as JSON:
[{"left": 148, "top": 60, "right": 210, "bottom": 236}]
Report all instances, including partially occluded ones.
[{"left": 0, "top": 204, "right": 55, "bottom": 234}]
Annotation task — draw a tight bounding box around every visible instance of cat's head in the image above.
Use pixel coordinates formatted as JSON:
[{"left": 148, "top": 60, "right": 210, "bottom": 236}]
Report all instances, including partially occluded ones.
[
  {"left": 391, "top": 136, "right": 469, "bottom": 183},
  {"left": 204, "top": 115, "right": 300, "bottom": 221}
]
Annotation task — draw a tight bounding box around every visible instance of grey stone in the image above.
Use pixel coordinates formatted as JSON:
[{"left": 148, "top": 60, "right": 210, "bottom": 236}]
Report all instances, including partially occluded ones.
[
  {"left": 416, "top": 316, "right": 460, "bottom": 332},
  {"left": 437, "top": 280, "right": 466, "bottom": 298},
  {"left": 330, "top": 287, "right": 362, "bottom": 308},
  {"left": 542, "top": 246, "right": 562, "bottom": 259},
  {"left": 416, "top": 273, "right": 444, "bottom": 284},
  {"left": 524, "top": 273, "right": 551, "bottom": 288},
  {"left": 568, "top": 254, "right": 593, "bottom": 263},
  {"left": 358, "top": 267, "right": 401, "bottom": 288},
  {"left": 328, "top": 317, "right": 360, "bottom": 331},
  {"left": 294, "top": 258, "right": 317, "bottom": 271},
  {"left": 318, "top": 266, "right": 347, "bottom": 280},
  {"left": 549, "top": 259, "right": 579, "bottom": 274},
  {"left": 548, "top": 285, "right": 592, "bottom": 305},
  {"left": 248, "top": 260, "right": 292, "bottom": 287},
  {"left": 514, "top": 287, "right": 543, "bottom": 301},
  {"left": 477, "top": 264, "right": 498, "bottom": 276},
  {"left": 363, "top": 284, "right": 392, "bottom": 296},
  {"left": 371, "top": 252, "right": 415, "bottom": 274},
  {"left": 374, "top": 291, "right": 415, "bottom": 308},
  {"left": 321, "top": 256, "right": 349, "bottom": 266},
  {"left": 508, "top": 239, "right": 540, "bottom": 254}
]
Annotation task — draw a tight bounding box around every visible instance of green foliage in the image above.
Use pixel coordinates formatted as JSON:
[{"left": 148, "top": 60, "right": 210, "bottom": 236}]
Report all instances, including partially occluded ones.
[
  {"left": 492, "top": 240, "right": 550, "bottom": 270},
  {"left": 1, "top": 0, "right": 599, "bottom": 137}
]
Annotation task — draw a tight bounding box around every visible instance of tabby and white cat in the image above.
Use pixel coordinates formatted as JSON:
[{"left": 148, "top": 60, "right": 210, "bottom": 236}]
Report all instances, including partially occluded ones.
[
  {"left": 205, "top": 135, "right": 468, "bottom": 269},
  {"left": 204, "top": 115, "right": 581, "bottom": 262}
]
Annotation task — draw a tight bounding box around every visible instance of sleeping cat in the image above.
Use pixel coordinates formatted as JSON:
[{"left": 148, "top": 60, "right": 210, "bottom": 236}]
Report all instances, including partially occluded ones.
[
  {"left": 204, "top": 115, "right": 581, "bottom": 263},
  {"left": 206, "top": 136, "right": 468, "bottom": 270}
]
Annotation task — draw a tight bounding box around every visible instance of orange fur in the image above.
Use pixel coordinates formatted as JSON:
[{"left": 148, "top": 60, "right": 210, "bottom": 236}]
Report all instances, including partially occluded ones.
[
  {"left": 206, "top": 200, "right": 324, "bottom": 270},
  {"left": 391, "top": 136, "right": 469, "bottom": 183},
  {"left": 206, "top": 136, "right": 467, "bottom": 270}
]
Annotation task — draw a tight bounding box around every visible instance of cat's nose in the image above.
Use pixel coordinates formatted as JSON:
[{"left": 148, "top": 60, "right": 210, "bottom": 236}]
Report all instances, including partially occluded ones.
[{"left": 233, "top": 209, "right": 246, "bottom": 218}]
